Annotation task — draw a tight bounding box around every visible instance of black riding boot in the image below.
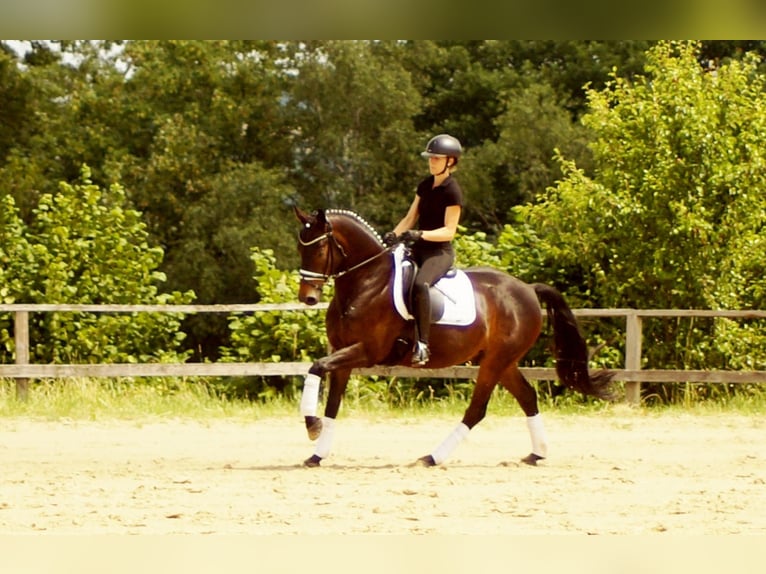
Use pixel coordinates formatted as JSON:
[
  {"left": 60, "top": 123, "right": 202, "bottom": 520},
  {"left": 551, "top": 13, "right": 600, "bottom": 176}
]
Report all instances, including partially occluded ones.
[{"left": 412, "top": 282, "right": 431, "bottom": 365}]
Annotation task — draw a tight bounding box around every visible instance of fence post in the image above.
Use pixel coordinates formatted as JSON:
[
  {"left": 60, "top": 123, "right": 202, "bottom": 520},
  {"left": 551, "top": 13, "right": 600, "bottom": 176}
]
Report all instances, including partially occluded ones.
[
  {"left": 14, "top": 310, "right": 30, "bottom": 401},
  {"left": 624, "top": 311, "right": 642, "bottom": 405}
]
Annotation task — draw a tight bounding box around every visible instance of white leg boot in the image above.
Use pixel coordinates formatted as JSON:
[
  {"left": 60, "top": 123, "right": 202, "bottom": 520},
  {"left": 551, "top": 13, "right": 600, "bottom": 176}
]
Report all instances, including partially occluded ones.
[
  {"left": 300, "top": 373, "right": 321, "bottom": 416},
  {"left": 526, "top": 413, "right": 548, "bottom": 459},
  {"left": 314, "top": 416, "right": 336, "bottom": 459},
  {"left": 430, "top": 422, "right": 470, "bottom": 464}
]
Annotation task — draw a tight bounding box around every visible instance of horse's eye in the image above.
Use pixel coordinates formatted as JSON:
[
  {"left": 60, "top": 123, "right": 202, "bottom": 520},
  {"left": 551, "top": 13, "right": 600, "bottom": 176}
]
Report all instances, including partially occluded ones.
[{"left": 305, "top": 223, "right": 311, "bottom": 229}]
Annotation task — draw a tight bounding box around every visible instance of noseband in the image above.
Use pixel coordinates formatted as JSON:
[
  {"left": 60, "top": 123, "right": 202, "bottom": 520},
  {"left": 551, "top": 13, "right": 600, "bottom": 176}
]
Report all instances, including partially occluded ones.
[{"left": 298, "top": 220, "right": 388, "bottom": 283}]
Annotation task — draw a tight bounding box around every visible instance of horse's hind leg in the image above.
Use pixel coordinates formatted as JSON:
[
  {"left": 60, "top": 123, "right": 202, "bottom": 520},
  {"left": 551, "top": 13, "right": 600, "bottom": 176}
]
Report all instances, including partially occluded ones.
[
  {"left": 418, "top": 365, "right": 500, "bottom": 466},
  {"left": 498, "top": 365, "right": 548, "bottom": 465}
]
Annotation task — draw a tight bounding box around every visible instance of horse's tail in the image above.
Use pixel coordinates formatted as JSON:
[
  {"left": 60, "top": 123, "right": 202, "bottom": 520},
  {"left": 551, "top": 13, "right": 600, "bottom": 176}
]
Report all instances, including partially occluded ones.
[{"left": 532, "top": 283, "right": 615, "bottom": 401}]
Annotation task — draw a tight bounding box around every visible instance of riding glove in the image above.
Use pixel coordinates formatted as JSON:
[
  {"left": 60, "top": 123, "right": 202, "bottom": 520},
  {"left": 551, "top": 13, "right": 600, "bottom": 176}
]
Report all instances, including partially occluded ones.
[{"left": 382, "top": 231, "right": 397, "bottom": 247}]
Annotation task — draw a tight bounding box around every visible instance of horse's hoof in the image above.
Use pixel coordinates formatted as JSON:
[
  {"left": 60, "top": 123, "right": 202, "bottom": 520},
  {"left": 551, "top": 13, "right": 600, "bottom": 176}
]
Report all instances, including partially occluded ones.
[
  {"left": 303, "top": 454, "right": 322, "bottom": 467},
  {"left": 521, "top": 453, "right": 545, "bottom": 466},
  {"left": 305, "top": 416, "right": 322, "bottom": 440},
  {"left": 415, "top": 455, "right": 436, "bottom": 467}
]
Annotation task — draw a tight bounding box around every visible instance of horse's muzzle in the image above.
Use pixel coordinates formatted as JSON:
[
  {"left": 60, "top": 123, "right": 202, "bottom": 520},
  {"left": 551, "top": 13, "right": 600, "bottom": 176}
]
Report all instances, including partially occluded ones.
[{"left": 298, "top": 282, "right": 322, "bottom": 306}]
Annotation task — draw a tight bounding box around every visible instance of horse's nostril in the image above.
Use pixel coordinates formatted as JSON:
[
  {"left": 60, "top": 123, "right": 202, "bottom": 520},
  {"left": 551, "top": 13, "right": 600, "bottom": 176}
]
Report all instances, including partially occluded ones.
[{"left": 305, "top": 296, "right": 318, "bottom": 306}]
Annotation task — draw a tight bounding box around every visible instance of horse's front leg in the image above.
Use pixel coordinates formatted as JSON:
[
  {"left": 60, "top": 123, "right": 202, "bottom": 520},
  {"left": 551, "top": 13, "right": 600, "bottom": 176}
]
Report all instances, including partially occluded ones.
[
  {"left": 302, "top": 368, "right": 351, "bottom": 467},
  {"left": 299, "top": 343, "right": 367, "bottom": 467}
]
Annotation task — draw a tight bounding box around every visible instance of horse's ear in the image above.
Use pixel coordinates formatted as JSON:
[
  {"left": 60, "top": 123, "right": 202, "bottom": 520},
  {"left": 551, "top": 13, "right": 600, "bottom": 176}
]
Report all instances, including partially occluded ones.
[{"left": 294, "top": 206, "right": 311, "bottom": 225}]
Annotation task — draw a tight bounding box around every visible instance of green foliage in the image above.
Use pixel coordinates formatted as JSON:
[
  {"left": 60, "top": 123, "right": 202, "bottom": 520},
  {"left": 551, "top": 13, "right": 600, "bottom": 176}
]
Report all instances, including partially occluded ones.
[
  {"left": 226, "top": 247, "right": 328, "bottom": 362},
  {"left": 285, "top": 41, "right": 423, "bottom": 229},
  {"left": 452, "top": 227, "right": 502, "bottom": 268},
  {"left": 3, "top": 41, "right": 766, "bottom": 405},
  {"left": 501, "top": 41, "right": 766, "bottom": 400},
  {"left": 163, "top": 163, "right": 297, "bottom": 303},
  {"left": 458, "top": 81, "right": 594, "bottom": 230},
  {"left": 219, "top": 247, "right": 329, "bottom": 399},
  {"left": 0, "top": 195, "right": 33, "bottom": 362},
  {"left": 0, "top": 40, "right": 658, "bottom": 359},
  {"left": 0, "top": 195, "right": 32, "bottom": 301},
  {"left": 0, "top": 47, "right": 34, "bottom": 165},
  {"left": 1, "top": 166, "right": 193, "bottom": 364}
]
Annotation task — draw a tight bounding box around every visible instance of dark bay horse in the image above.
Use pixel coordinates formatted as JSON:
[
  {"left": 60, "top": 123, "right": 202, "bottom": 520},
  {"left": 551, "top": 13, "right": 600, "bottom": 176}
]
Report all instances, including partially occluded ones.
[{"left": 294, "top": 207, "right": 613, "bottom": 467}]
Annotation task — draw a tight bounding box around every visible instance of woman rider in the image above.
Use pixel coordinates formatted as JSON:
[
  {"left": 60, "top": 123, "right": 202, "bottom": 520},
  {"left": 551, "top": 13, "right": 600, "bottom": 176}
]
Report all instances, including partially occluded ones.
[{"left": 384, "top": 134, "right": 464, "bottom": 366}]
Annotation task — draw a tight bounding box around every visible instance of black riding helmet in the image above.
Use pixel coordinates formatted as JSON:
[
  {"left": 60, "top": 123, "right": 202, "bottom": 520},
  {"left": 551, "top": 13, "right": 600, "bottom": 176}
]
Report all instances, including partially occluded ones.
[
  {"left": 421, "top": 134, "right": 462, "bottom": 161},
  {"left": 421, "top": 134, "right": 461, "bottom": 176}
]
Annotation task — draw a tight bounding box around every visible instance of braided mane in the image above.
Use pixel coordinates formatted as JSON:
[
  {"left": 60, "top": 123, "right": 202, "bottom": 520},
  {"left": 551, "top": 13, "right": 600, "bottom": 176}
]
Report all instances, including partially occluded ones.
[{"left": 325, "top": 209, "right": 383, "bottom": 244}]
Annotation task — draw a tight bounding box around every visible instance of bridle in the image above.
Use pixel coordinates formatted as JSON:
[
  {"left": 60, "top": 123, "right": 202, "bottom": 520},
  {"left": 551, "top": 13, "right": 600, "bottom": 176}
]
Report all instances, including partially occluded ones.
[{"left": 298, "top": 219, "right": 389, "bottom": 284}]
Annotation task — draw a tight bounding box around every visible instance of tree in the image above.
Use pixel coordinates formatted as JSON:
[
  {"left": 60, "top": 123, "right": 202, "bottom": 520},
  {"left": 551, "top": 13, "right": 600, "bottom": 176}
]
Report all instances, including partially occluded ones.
[
  {"left": 0, "top": 195, "right": 34, "bottom": 363},
  {"left": 394, "top": 41, "right": 653, "bottom": 234},
  {"left": 98, "top": 41, "right": 299, "bottom": 357},
  {"left": 5, "top": 40, "right": 766, "bottom": 373},
  {"left": 1, "top": 166, "right": 193, "bottom": 364},
  {"left": 503, "top": 41, "right": 766, "bottom": 386},
  {"left": 0, "top": 44, "right": 33, "bottom": 169},
  {"left": 284, "top": 41, "right": 423, "bottom": 232},
  {"left": 458, "top": 81, "right": 594, "bottom": 230}
]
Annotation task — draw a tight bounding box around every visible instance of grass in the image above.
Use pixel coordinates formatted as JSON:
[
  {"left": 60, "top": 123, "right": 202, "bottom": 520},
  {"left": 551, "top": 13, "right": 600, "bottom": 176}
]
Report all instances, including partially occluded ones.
[
  {"left": 0, "top": 378, "right": 276, "bottom": 422},
  {"left": 1, "top": 376, "right": 765, "bottom": 422}
]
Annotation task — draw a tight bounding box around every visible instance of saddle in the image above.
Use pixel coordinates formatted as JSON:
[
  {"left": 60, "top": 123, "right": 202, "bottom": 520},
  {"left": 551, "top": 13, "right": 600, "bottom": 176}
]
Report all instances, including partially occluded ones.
[{"left": 391, "top": 244, "right": 476, "bottom": 326}]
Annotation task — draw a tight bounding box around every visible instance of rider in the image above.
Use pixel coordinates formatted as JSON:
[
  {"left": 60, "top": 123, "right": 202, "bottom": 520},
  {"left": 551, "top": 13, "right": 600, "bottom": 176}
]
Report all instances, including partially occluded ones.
[{"left": 383, "top": 134, "right": 464, "bottom": 366}]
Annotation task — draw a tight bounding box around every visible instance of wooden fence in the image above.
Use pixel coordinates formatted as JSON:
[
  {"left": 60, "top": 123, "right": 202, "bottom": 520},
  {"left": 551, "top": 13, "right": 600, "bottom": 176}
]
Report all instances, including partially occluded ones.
[{"left": 2, "top": 304, "right": 766, "bottom": 405}]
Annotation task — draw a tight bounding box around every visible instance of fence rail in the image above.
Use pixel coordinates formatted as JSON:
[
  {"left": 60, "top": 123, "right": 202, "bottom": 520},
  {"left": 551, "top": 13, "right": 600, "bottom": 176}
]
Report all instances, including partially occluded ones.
[{"left": 2, "top": 304, "right": 766, "bottom": 404}]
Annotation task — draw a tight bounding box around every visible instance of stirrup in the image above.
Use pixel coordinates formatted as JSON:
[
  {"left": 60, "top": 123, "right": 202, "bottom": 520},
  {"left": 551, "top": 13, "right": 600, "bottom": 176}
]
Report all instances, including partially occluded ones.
[{"left": 412, "top": 341, "right": 430, "bottom": 366}]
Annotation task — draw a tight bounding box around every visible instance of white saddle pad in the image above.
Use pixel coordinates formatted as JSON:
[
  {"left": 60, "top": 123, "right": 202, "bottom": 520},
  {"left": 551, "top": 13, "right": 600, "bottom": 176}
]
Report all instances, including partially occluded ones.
[{"left": 391, "top": 244, "right": 476, "bottom": 326}]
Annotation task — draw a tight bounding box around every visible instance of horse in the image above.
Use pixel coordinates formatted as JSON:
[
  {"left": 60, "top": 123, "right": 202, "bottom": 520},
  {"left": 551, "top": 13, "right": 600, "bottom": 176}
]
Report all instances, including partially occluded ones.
[{"left": 293, "top": 207, "right": 614, "bottom": 467}]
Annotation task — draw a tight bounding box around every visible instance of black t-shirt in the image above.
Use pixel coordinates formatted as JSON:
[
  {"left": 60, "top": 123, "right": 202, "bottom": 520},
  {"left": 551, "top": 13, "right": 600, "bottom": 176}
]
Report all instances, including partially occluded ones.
[{"left": 415, "top": 175, "right": 463, "bottom": 249}]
